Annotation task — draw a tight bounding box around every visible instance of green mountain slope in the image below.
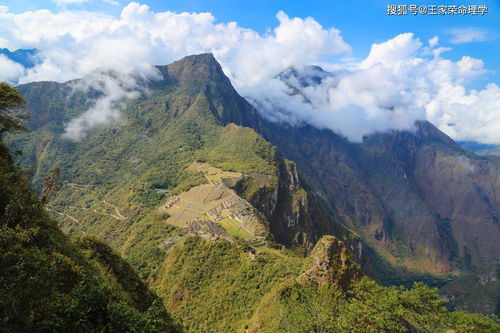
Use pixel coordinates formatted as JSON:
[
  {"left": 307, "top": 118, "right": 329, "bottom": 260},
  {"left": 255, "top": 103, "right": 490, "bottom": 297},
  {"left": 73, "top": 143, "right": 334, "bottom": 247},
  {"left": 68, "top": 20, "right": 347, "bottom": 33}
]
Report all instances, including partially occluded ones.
[
  {"left": 0, "top": 129, "right": 176, "bottom": 331},
  {"left": 152, "top": 233, "right": 500, "bottom": 332}
]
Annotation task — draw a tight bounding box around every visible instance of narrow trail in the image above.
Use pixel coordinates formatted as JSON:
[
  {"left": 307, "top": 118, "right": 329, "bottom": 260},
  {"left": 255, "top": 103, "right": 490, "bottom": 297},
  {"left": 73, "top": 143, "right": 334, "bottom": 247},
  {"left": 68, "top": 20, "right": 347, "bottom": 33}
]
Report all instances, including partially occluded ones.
[
  {"left": 66, "top": 183, "right": 91, "bottom": 189},
  {"left": 64, "top": 205, "right": 125, "bottom": 221},
  {"left": 47, "top": 206, "right": 81, "bottom": 224},
  {"left": 63, "top": 182, "right": 126, "bottom": 221},
  {"left": 102, "top": 200, "right": 127, "bottom": 220}
]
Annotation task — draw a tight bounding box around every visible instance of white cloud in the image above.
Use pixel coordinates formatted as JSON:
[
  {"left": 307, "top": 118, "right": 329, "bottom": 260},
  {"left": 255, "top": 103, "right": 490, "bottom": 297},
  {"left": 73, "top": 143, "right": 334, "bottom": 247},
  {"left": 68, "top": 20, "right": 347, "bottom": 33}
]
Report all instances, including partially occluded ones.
[
  {"left": 449, "top": 27, "right": 494, "bottom": 44},
  {"left": 428, "top": 36, "right": 439, "bottom": 48},
  {"left": 0, "top": 3, "right": 349, "bottom": 84},
  {"left": 0, "top": 3, "right": 498, "bottom": 144},
  {"left": 220, "top": 10, "right": 350, "bottom": 88},
  {"left": 102, "top": 0, "right": 120, "bottom": 5},
  {"left": 0, "top": 54, "right": 25, "bottom": 82},
  {"left": 430, "top": 83, "right": 500, "bottom": 144},
  {"left": 245, "top": 33, "right": 496, "bottom": 142},
  {"left": 62, "top": 69, "right": 157, "bottom": 140},
  {"left": 360, "top": 33, "right": 422, "bottom": 69},
  {"left": 52, "top": 0, "right": 89, "bottom": 4}
]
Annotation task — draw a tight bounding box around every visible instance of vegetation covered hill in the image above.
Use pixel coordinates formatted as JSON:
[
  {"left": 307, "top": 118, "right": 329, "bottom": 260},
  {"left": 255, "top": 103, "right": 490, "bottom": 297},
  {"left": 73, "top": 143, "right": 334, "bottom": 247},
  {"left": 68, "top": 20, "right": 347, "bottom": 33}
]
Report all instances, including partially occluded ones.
[
  {"left": 152, "top": 233, "right": 500, "bottom": 332},
  {"left": 0, "top": 83, "right": 176, "bottom": 332}
]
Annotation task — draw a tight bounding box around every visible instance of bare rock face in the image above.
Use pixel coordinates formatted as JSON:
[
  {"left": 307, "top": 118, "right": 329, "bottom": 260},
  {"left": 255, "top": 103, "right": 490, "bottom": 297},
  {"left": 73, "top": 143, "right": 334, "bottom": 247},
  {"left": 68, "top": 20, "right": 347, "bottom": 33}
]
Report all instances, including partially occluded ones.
[
  {"left": 297, "top": 235, "right": 362, "bottom": 290},
  {"left": 282, "top": 160, "right": 300, "bottom": 192},
  {"left": 235, "top": 159, "right": 344, "bottom": 251}
]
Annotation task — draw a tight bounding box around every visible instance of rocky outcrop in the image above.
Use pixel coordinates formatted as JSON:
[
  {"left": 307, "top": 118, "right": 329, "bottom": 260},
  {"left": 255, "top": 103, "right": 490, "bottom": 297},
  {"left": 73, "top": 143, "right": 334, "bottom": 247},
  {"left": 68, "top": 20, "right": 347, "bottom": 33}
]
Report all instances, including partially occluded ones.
[
  {"left": 297, "top": 235, "right": 362, "bottom": 290},
  {"left": 239, "top": 159, "right": 347, "bottom": 252},
  {"left": 225, "top": 157, "right": 366, "bottom": 270}
]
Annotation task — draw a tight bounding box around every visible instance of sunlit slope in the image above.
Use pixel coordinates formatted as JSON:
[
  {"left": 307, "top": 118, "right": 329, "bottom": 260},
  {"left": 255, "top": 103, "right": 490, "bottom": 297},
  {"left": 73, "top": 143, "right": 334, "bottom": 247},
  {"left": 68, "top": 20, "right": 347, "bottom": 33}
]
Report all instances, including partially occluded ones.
[{"left": 0, "top": 134, "right": 176, "bottom": 332}]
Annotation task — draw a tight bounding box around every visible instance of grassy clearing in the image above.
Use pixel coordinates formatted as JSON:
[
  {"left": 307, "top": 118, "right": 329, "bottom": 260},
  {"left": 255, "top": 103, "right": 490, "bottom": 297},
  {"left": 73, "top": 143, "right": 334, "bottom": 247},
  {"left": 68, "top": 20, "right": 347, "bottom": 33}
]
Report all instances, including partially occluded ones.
[{"left": 218, "top": 218, "right": 254, "bottom": 240}]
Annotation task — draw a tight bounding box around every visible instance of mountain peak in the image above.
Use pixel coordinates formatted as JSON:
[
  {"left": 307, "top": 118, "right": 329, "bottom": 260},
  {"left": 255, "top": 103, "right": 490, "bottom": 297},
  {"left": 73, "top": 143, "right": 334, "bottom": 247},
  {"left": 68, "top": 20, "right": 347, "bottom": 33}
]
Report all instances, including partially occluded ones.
[
  {"left": 153, "top": 53, "right": 262, "bottom": 126},
  {"left": 278, "top": 64, "right": 334, "bottom": 88},
  {"left": 171, "top": 53, "right": 219, "bottom": 70},
  {"left": 178, "top": 52, "right": 217, "bottom": 63},
  {"left": 163, "top": 53, "right": 228, "bottom": 85}
]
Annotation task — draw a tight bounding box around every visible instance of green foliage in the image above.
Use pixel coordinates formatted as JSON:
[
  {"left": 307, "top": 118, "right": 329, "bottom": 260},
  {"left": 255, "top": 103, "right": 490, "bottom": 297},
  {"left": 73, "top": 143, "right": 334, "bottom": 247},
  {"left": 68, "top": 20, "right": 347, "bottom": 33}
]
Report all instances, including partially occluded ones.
[
  {"left": 278, "top": 284, "right": 342, "bottom": 333},
  {"left": 449, "top": 311, "right": 500, "bottom": 333},
  {"left": 122, "top": 212, "right": 179, "bottom": 280},
  {"left": 154, "top": 236, "right": 303, "bottom": 332},
  {"left": 232, "top": 176, "right": 262, "bottom": 202},
  {"left": 170, "top": 169, "right": 206, "bottom": 195},
  {"left": 151, "top": 234, "right": 500, "bottom": 333},
  {"left": 202, "top": 124, "right": 277, "bottom": 175},
  {"left": 73, "top": 235, "right": 157, "bottom": 311},
  {"left": 0, "top": 82, "right": 27, "bottom": 136},
  {"left": 45, "top": 283, "right": 175, "bottom": 333},
  {"left": 0, "top": 119, "right": 176, "bottom": 331},
  {"left": 0, "top": 178, "right": 176, "bottom": 332},
  {"left": 135, "top": 188, "right": 168, "bottom": 208},
  {"left": 250, "top": 277, "right": 500, "bottom": 333},
  {"left": 336, "top": 279, "right": 447, "bottom": 332}
]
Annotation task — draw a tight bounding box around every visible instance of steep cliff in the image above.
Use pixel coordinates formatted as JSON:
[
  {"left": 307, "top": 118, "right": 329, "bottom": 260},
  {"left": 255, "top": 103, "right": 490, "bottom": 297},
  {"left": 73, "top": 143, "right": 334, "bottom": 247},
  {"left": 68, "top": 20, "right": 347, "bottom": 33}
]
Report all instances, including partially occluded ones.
[{"left": 231, "top": 75, "right": 500, "bottom": 282}]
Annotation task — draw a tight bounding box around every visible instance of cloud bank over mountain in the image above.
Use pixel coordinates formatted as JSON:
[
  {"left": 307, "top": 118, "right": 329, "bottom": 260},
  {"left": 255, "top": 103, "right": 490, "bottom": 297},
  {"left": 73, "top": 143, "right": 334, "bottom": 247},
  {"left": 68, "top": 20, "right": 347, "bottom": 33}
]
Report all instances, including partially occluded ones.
[{"left": 0, "top": 2, "right": 498, "bottom": 143}]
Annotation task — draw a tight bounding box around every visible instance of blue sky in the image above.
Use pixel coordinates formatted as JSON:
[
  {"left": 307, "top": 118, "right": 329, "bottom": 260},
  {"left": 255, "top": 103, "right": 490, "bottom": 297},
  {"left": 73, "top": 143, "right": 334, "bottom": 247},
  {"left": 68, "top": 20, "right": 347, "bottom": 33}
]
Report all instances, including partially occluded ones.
[{"left": 2, "top": 0, "right": 499, "bottom": 84}]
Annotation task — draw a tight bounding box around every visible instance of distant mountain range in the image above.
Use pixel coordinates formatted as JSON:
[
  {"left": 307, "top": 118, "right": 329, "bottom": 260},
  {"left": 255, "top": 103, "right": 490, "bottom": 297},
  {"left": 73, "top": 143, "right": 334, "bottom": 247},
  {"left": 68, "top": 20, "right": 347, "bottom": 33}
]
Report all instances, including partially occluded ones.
[
  {"left": 460, "top": 141, "right": 500, "bottom": 157},
  {"left": 5, "top": 53, "right": 500, "bottom": 329},
  {"left": 249, "top": 65, "right": 500, "bottom": 277}
]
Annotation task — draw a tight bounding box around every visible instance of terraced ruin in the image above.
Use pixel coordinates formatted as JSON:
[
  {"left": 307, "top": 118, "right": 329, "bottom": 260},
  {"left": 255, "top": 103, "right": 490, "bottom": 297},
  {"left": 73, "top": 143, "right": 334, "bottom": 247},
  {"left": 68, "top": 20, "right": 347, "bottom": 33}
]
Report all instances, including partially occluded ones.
[{"left": 160, "top": 162, "right": 269, "bottom": 246}]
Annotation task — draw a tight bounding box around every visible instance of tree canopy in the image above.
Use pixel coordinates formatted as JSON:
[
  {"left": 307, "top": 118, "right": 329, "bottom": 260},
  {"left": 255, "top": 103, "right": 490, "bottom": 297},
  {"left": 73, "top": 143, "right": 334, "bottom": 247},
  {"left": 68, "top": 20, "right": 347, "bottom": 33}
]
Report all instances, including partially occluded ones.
[{"left": 0, "top": 82, "right": 27, "bottom": 136}]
